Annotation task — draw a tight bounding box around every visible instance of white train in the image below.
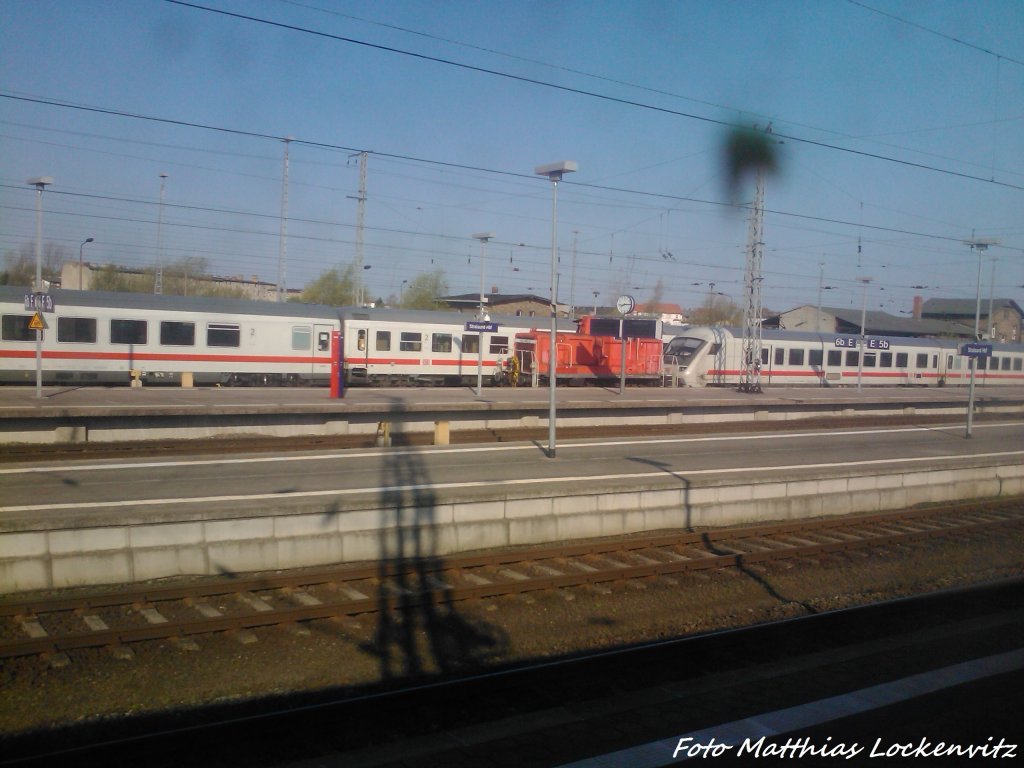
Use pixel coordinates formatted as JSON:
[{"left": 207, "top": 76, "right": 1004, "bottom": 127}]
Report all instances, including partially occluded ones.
[
  {"left": 663, "top": 325, "right": 1024, "bottom": 387},
  {"left": 0, "top": 286, "right": 569, "bottom": 386}
]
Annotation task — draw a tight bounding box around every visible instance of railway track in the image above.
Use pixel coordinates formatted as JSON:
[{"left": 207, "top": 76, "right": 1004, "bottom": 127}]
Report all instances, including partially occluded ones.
[
  {"left": 0, "top": 412, "right": 1008, "bottom": 463},
  {"left": 3, "top": 499, "right": 1021, "bottom": 663}
]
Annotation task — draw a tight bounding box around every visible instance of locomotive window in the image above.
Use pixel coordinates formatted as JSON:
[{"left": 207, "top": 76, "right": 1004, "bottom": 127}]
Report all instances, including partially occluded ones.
[
  {"left": 916, "top": 353, "right": 928, "bottom": 368},
  {"left": 846, "top": 350, "right": 859, "bottom": 366},
  {"left": 57, "top": 317, "right": 97, "bottom": 343},
  {"left": 357, "top": 329, "right": 367, "bottom": 351},
  {"left": 400, "top": 332, "right": 422, "bottom": 352},
  {"left": 827, "top": 350, "right": 841, "bottom": 366},
  {"left": 774, "top": 348, "right": 784, "bottom": 365},
  {"left": 863, "top": 352, "right": 876, "bottom": 367},
  {"left": 432, "top": 333, "right": 453, "bottom": 353},
  {"left": 375, "top": 331, "right": 391, "bottom": 351},
  {"left": 880, "top": 352, "right": 892, "bottom": 368},
  {"left": 809, "top": 349, "right": 822, "bottom": 366},
  {"left": 490, "top": 335, "right": 510, "bottom": 355},
  {"left": 207, "top": 323, "right": 240, "bottom": 348},
  {"left": 896, "top": 352, "right": 908, "bottom": 367},
  {"left": 160, "top": 321, "right": 195, "bottom": 346},
  {"left": 788, "top": 349, "right": 804, "bottom": 366},
  {"left": 291, "top": 326, "right": 311, "bottom": 350},
  {"left": 110, "top": 319, "right": 147, "bottom": 345},
  {"left": 1, "top": 314, "right": 33, "bottom": 342},
  {"left": 462, "top": 334, "right": 479, "bottom": 354}
]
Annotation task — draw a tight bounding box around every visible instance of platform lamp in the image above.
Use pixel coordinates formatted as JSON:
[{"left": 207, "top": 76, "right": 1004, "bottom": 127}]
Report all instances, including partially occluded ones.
[
  {"left": 79, "top": 238, "right": 94, "bottom": 290},
  {"left": 856, "top": 276, "right": 873, "bottom": 391},
  {"left": 534, "top": 161, "right": 577, "bottom": 459},
  {"left": 964, "top": 236, "right": 999, "bottom": 438},
  {"left": 472, "top": 232, "right": 495, "bottom": 396},
  {"left": 28, "top": 176, "right": 53, "bottom": 399}
]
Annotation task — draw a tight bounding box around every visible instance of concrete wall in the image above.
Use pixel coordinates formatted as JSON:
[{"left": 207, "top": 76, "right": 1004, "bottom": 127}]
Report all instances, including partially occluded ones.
[{"left": 2, "top": 460, "right": 1021, "bottom": 593}]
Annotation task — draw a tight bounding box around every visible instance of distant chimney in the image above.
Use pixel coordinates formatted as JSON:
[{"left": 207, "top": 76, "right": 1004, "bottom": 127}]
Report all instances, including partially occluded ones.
[
  {"left": 491, "top": 285, "right": 499, "bottom": 295},
  {"left": 912, "top": 295, "right": 923, "bottom": 320}
]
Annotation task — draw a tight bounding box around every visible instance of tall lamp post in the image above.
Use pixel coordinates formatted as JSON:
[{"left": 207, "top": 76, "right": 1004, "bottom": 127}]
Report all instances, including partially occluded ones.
[
  {"left": 472, "top": 232, "right": 495, "bottom": 396},
  {"left": 28, "top": 176, "right": 53, "bottom": 399},
  {"left": 856, "top": 276, "right": 873, "bottom": 391},
  {"left": 964, "top": 237, "right": 998, "bottom": 438},
  {"left": 79, "top": 237, "right": 94, "bottom": 290},
  {"left": 535, "top": 161, "right": 577, "bottom": 459}
]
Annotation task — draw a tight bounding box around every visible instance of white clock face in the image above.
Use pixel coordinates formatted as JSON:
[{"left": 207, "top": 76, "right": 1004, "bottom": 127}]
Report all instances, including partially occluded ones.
[{"left": 617, "top": 295, "right": 635, "bottom": 314}]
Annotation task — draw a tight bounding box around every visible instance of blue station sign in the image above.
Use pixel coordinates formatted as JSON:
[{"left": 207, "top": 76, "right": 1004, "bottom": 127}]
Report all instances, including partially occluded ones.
[
  {"left": 960, "top": 342, "right": 993, "bottom": 358},
  {"left": 464, "top": 321, "right": 498, "bottom": 333}
]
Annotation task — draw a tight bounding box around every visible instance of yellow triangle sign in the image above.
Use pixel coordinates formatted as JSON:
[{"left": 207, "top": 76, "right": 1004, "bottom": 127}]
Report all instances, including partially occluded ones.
[{"left": 28, "top": 312, "right": 45, "bottom": 331}]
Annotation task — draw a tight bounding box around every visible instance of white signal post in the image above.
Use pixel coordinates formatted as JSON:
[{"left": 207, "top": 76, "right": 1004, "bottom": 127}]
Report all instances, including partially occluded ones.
[
  {"left": 964, "top": 237, "right": 998, "bottom": 438},
  {"left": 535, "top": 161, "right": 577, "bottom": 459}
]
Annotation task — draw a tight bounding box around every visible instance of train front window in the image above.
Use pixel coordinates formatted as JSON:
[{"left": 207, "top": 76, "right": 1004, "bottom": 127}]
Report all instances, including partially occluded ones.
[
  {"left": 160, "top": 321, "right": 195, "bottom": 346},
  {"left": 207, "top": 323, "right": 240, "bottom": 348},
  {"left": 111, "top": 319, "right": 147, "bottom": 345},
  {"left": 1, "top": 315, "right": 33, "bottom": 342},
  {"left": 663, "top": 337, "right": 704, "bottom": 367}
]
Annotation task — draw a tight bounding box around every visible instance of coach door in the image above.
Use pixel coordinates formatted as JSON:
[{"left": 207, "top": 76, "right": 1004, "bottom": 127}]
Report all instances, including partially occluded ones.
[{"left": 315, "top": 324, "right": 333, "bottom": 375}]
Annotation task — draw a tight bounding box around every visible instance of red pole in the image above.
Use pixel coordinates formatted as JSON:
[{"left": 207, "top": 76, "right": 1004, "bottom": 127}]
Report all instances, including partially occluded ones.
[{"left": 330, "top": 330, "right": 344, "bottom": 398}]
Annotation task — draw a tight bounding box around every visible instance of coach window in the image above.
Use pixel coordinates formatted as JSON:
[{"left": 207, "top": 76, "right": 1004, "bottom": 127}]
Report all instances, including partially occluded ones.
[
  {"left": 110, "top": 318, "right": 147, "bottom": 345},
  {"left": 357, "top": 329, "right": 367, "bottom": 351},
  {"left": 863, "top": 352, "right": 876, "bottom": 367},
  {"left": 978, "top": 357, "right": 987, "bottom": 371},
  {"left": 462, "top": 334, "right": 479, "bottom": 354},
  {"left": 761, "top": 349, "right": 769, "bottom": 365},
  {"left": 207, "top": 323, "right": 240, "bottom": 348},
  {"left": 291, "top": 326, "right": 311, "bottom": 350},
  {"left": 809, "top": 349, "right": 823, "bottom": 366},
  {"left": 1002, "top": 357, "right": 1011, "bottom": 371},
  {"left": 896, "top": 352, "right": 908, "bottom": 367},
  {"left": 160, "top": 321, "right": 195, "bottom": 346},
  {"left": 827, "top": 350, "right": 841, "bottom": 366},
  {"left": 1014, "top": 359, "right": 1022, "bottom": 371},
  {"left": 788, "top": 349, "right": 804, "bottom": 366},
  {"left": 880, "top": 352, "right": 892, "bottom": 368},
  {"left": 1, "top": 314, "right": 34, "bottom": 341},
  {"left": 375, "top": 331, "right": 391, "bottom": 351},
  {"left": 916, "top": 353, "right": 928, "bottom": 368},
  {"left": 56, "top": 317, "right": 97, "bottom": 344},
  {"left": 774, "top": 348, "right": 785, "bottom": 365},
  {"left": 400, "top": 332, "right": 422, "bottom": 352},
  {"left": 490, "top": 335, "right": 510, "bottom": 355},
  {"left": 432, "top": 333, "right": 453, "bottom": 353},
  {"left": 846, "top": 350, "right": 859, "bottom": 366}
]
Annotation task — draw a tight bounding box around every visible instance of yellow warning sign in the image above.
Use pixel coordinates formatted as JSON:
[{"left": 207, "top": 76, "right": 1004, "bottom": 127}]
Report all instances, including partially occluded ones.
[{"left": 28, "top": 312, "right": 45, "bottom": 331}]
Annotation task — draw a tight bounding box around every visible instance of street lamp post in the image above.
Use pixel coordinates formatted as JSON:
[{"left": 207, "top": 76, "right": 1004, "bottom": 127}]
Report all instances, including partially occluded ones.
[
  {"left": 472, "top": 232, "right": 495, "bottom": 396},
  {"left": 28, "top": 176, "right": 53, "bottom": 399},
  {"left": 964, "top": 237, "right": 998, "bottom": 438},
  {"left": 856, "top": 276, "right": 873, "bottom": 391},
  {"left": 535, "top": 161, "right": 577, "bottom": 459},
  {"left": 79, "top": 238, "right": 94, "bottom": 290}
]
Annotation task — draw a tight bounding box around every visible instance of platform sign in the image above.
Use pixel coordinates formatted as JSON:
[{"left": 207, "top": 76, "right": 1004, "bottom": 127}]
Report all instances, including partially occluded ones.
[
  {"left": 464, "top": 321, "right": 498, "bottom": 333},
  {"left": 24, "top": 293, "right": 54, "bottom": 312},
  {"left": 834, "top": 336, "right": 889, "bottom": 350},
  {"left": 960, "top": 342, "right": 992, "bottom": 358},
  {"left": 834, "top": 337, "right": 857, "bottom": 348}
]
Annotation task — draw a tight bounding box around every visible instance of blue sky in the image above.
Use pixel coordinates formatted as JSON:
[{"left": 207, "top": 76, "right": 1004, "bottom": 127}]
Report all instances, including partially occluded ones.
[{"left": 2, "top": 0, "right": 1022, "bottom": 316}]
